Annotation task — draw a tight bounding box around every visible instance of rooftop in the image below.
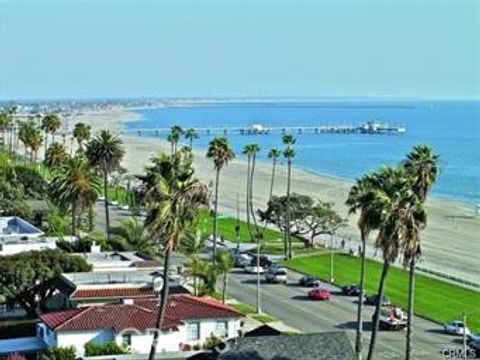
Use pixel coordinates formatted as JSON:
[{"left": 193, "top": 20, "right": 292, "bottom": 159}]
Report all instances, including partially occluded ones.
[
  {"left": 0, "top": 216, "right": 44, "bottom": 244},
  {"left": 217, "top": 332, "right": 355, "bottom": 360},
  {"left": 40, "top": 295, "right": 243, "bottom": 332}
]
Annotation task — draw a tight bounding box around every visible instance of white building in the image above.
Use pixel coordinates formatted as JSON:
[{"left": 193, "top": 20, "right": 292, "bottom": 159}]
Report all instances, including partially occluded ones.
[
  {"left": 38, "top": 295, "right": 243, "bottom": 356},
  {"left": 0, "top": 216, "right": 49, "bottom": 255}
]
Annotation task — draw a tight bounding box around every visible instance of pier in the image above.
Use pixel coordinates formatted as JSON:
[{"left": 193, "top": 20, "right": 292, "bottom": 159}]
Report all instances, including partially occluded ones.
[{"left": 121, "top": 122, "right": 406, "bottom": 137}]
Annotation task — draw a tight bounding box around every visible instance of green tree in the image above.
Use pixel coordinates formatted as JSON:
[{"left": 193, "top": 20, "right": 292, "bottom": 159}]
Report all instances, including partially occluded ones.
[
  {"left": 143, "top": 152, "right": 209, "bottom": 360},
  {"left": 402, "top": 145, "right": 439, "bottom": 360},
  {"left": 50, "top": 155, "right": 101, "bottom": 236},
  {"left": 0, "top": 250, "right": 91, "bottom": 317},
  {"left": 184, "top": 128, "right": 199, "bottom": 150},
  {"left": 215, "top": 250, "right": 235, "bottom": 304},
  {"left": 366, "top": 166, "right": 412, "bottom": 360},
  {"left": 169, "top": 125, "right": 183, "bottom": 154},
  {"left": 346, "top": 174, "right": 383, "bottom": 359},
  {"left": 242, "top": 144, "right": 261, "bottom": 240},
  {"left": 110, "top": 217, "right": 155, "bottom": 255},
  {"left": 44, "top": 142, "right": 69, "bottom": 170},
  {"left": 41, "top": 114, "right": 62, "bottom": 159},
  {"left": 73, "top": 122, "right": 91, "bottom": 152},
  {"left": 267, "top": 148, "right": 281, "bottom": 201},
  {"left": 282, "top": 134, "right": 296, "bottom": 259},
  {"left": 86, "top": 130, "right": 125, "bottom": 240},
  {"left": 40, "top": 346, "right": 76, "bottom": 360},
  {"left": 206, "top": 136, "right": 235, "bottom": 259}
]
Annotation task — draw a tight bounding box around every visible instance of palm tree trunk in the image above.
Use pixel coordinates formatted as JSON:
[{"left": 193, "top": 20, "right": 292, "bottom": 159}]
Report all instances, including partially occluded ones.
[
  {"left": 355, "top": 231, "right": 367, "bottom": 359},
  {"left": 88, "top": 205, "right": 94, "bottom": 232},
  {"left": 367, "top": 260, "right": 390, "bottom": 360},
  {"left": 286, "top": 159, "right": 292, "bottom": 259},
  {"left": 189, "top": 138, "right": 193, "bottom": 150},
  {"left": 245, "top": 155, "right": 253, "bottom": 241},
  {"left": 222, "top": 271, "right": 227, "bottom": 304},
  {"left": 103, "top": 171, "right": 111, "bottom": 241},
  {"left": 44, "top": 130, "right": 48, "bottom": 160},
  {"left": 148, "top": 246, "right": 171, "bottom": 360},
  {"left": 249, "top": 154, "right": 259, "bottom": 230},
  {"left": 269, "top": 157, "right": 277, "bottom": 200},
  {"left": 71, "top": 202, "right": 77, "bottom": 236},
  {"left": 212, "top": 168, "right": 220, "bottom": 260},
  {"left": 405, "top": 256, "right": 416, "bottom": 360}
]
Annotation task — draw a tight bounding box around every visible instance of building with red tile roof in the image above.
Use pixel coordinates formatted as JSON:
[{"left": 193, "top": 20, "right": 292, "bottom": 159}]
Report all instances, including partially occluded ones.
[{"left": 38, "top": 295, "right": 243, "bottom": 356}]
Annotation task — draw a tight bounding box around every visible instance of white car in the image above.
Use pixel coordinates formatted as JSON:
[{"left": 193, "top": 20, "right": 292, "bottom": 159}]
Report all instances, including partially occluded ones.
[
  {"left": 444, "top": 321, "right": 471, "bottom": 336},
  {"left": 265, "top": 268, "right": 288, "bottom": 284},
  {"left": 244, "top": 266, "right": 265, "bottom": 274},
  {"left": 468, "top": 332, "right": 480, "bottom": 342},
  {"left": 119, "top": 204, "right": 129, "bottom": 211}
]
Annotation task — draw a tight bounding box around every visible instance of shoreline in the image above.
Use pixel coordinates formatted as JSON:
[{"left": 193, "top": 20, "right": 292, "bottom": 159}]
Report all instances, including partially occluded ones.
[{"left": 77, "top": 107, "right": 480, "bottom": 284}]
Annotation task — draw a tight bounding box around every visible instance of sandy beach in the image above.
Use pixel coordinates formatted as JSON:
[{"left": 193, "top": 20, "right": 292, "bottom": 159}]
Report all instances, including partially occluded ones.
[{"left": 78, "top": 108, "right": 480, "bottom": 285}]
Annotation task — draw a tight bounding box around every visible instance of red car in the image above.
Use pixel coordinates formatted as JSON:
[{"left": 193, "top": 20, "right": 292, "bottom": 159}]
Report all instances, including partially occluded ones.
[{"left": 308, "top": 288, "right": 331, "bottom": 301}]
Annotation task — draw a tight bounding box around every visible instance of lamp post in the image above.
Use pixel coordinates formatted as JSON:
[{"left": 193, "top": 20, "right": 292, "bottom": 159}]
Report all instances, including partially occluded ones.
[
  {"left": 329, "top": 233, "right": 334, "bottom": 284},
  {"left": 150, "top": 271, "right": 164, "bottom": 303}
]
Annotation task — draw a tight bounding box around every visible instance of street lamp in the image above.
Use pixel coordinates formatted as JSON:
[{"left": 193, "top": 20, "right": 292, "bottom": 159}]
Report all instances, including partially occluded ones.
[
  {"left": 150, "top": 271, "right": 164, "bottom": 302},
  {"left": 329, "top": 233, "right": 334, "bottom": 284}
]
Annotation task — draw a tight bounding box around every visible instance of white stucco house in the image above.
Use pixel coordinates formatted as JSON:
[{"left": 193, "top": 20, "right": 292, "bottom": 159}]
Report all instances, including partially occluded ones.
[{"left": 38, "top": 294, "right": 243, "bottom": 356}]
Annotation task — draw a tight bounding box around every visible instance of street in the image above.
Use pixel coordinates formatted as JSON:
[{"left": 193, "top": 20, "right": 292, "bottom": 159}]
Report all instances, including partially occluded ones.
[{"left": 227, "top": 269, "right": 461, "bottom": 360}]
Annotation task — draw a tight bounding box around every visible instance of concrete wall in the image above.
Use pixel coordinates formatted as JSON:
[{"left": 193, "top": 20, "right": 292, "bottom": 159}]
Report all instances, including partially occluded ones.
[
  {"left": 0, "top": 241, "right": 57, "bottom": 255},
  {"left": 45, "top": 318, "right": 240, "bottom": 356}
]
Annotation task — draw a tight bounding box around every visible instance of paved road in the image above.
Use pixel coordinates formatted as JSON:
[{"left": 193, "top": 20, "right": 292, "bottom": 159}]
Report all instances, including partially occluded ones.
[{"left": 227, "top": 269, "right": 465, "bottom": 360}]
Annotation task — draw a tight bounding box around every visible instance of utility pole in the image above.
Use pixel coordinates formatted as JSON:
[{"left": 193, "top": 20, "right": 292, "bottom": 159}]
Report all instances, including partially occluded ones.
[
  {"left": 256, "top": 234, "right": 262, "bottom": 314},
  {"left": 463, "top": 313, "right": 467, "bottom": 360}
]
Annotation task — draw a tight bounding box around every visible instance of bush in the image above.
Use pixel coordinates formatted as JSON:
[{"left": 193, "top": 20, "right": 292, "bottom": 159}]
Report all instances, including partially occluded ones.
[
  {"left": 84, "top": 342, "right": 128, "bottom": 356},
  {"left": 203, "top": 334, "right": 222, "bottom": 350},
  {"left": 40, "top": 347, "right": 76, "bottom": 360}
]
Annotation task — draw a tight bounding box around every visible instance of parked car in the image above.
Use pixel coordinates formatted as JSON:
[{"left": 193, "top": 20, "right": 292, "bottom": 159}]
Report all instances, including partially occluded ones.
[
  {"left": 468, "top": 332, "right": 480, "bottom": 343},
  {"left": 342, "top": 284, "right": 361, "bottom": 296},
  {"left": 235, "top": 254, "right": 252, "bottom": 267},
  {"left": 299, "top": 276, "right": 321, "bottom": 287},
  {"left": 119, "top": 204, "right": 129, "bottom": 211},
  {"left": 308, "top": 288, "right": 331, "bottom": 301},
  {"left": 244, "top": 265, "right": 265, "bottom": 274},
  {"left": 249, "top": 255, "right": 272, "bottom": 269},
  {"left": 364, "top": 294, "right": 391, "bottom": 306},
  {"left": 265, "top": 268, "right": 288, "bottom": 284},
  {"left": 375, "top": 306, "right": 408, "bottom": 331},
  {"left": 444, "top": 321, "right": 471, "bottom": 336}
]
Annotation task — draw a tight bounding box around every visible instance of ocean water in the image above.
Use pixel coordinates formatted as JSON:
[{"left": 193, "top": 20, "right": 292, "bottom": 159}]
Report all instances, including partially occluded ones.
[{"left": 126, "top": 100, "right": 480, "bottom": 204}]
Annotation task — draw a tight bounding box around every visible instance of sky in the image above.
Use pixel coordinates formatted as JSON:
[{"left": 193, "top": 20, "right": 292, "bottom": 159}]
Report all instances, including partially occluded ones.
[{"left": 0, "top": 0, "right": 479, "bottom": 100}]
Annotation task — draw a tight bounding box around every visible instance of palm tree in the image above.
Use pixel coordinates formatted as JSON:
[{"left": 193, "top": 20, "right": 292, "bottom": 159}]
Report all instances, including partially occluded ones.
[
  {"left": 184, "top": 128, "right": 199, "bottom": 150},
  {"left": 0, "top": 111, "right": 11, "bottom": 150},
  {"left": 28, "top": 128, "right": 43, "bottom": 164},
  {"left": 367, "top": 166, "right": 411, "bottom": 360},
  {"left": 346, "top": 174, "right": 383, "bottom": 359},
  {"left": 206, "top": 136, "right": 235, "bottom": 259},
  {"left": 215, "top": 250, "right": 235, "bottom": 304},
  {"left": 282, "top": 134, "right": 296, "bottom": 259},
  {"left": 242, "top": 144, "right": 255, "bottom": 240},
  {"left": 402, "top": 146, "right": 439, "bottom": 360},
  {"left": 169, "top": 125, "right": 183, "bottom": 154},
  {"left": 267, "top": 148, "right": 281, "bottom": 201},
  {"left": 41, "top": 114, "right": 62, "bottom": 159},
  {"left": 86, "top": 130, "right": 125, "bottom": 241},
  {"left": 73, "top": 122, "right": 91, "bottom": 153},
  {"left": 143, "top": 152, "right": 209, "bottom": 360},
  {"left": 50, "top": 155, "right": 101, "bottom": 236},
  {"left": 44, "top": 142, "right": 69, "bottom": 169},
  {"left": 110, "top": 217, "right": 155, "bottom": 254}
]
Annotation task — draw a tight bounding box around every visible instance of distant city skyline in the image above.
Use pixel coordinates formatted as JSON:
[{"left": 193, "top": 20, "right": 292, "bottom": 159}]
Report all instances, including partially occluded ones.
[{"left": 1, "top": 0, "right": 479, "bottom": 100}]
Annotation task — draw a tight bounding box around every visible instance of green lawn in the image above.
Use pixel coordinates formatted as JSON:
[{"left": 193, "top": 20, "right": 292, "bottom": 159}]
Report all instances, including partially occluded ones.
[
  {"left": 230, "top": 302, "right": 277, "bottom": 324},
  {"left": 284, "top": 253, "right": 480, "bottom": 330}
]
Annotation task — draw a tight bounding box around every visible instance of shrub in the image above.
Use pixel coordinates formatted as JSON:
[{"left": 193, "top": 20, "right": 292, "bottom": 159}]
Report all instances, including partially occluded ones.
[
  {"left": 203, "top": 334, "right": 222, "bottom": 350},
  {"left": 84, "top": 342, "right": 128, "bottom": 356},
  {"left": 40, "top": 347, "right": 76, "bottom": 360}
]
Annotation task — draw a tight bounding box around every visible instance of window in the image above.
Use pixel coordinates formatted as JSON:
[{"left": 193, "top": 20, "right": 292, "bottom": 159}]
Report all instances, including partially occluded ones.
[
  {"left": 215, "top": 321, "right": 228, "bottom": 337},
  {"left": 122, "top": 333, "right": 132, "bottom": 346},
  {"left": 187, "top": 323, "right": 200, "bottom": 341}
]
